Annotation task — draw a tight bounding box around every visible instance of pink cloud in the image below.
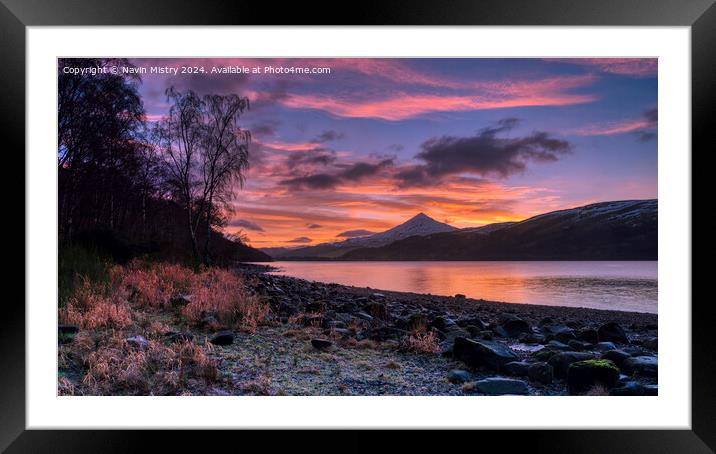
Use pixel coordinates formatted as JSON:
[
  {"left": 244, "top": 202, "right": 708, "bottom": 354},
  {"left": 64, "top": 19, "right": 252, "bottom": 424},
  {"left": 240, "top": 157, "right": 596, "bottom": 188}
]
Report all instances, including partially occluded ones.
[
  {"left": 573, "top": 115, "right": 655, "bottom": 137},
  {"left": 281, "top": 91, "right": 597, "bottom": 121}
]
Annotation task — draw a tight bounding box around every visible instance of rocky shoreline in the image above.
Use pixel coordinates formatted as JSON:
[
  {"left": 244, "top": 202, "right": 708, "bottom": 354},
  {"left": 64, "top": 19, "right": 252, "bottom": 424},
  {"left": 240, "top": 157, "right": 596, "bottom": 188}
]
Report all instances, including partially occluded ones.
[{"left": 238, "top": 263, "right": 658, "bottom": 396}]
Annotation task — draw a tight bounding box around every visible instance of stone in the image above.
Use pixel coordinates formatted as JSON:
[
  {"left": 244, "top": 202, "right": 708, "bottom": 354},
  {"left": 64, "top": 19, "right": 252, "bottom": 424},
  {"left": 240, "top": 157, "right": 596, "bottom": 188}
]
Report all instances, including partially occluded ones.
[
  {"left": 495, "top": 314, "right": 531, "bottom": 338},
  {"left": 594, "top": 342, "right": 617, "bottom": 352},
  {"left": 528, "top": 362, "right": 554, "bottom": 385},
  {"left": 543, "top": 325, "right": 576, "bottom": 343},
  {"left": 568, "top": 340, "right": 592, "bottom": 351},
  {"left": 532, "top": 349, "right": 558, "bottom": 362},
  {"left": 447, "top": 369, "right": 471, "bottom": 384},
  {"left": 622, "top": 356, "right": 658, "bottom": 377},
  {"left": 354, "top": 312, "right": 374, "bottom": 322},
  {"left": 474, "top": 377, "right": 529, "bottom": 395},
  {"left": 597, "top": 322, "right": 629, "bottom": 343},
  {"left": 600, "top": 349, "right": 631, "bottom": 368},
  {"left": 209, "top": 330, "right": 234, "bottom": 346},
  {"left": 567, "top": 359, "right": 620, "bottom": 394},
  {"left": 548, "top": 351, "right": 595, "bottom": 378},
  {"left": 126, "top": 335, "right": 149, "bottom": 349},
  {"left": 501, "top": 361, "right": 531, "bottom": 377},
  {"left": 546, "top": 340, "right": 571, "bottom": 351},
  {"left": 520, "top": 332, "right": 546, "bottom": 344},
  {"left": 169, "top": 294, "right": 192, "bottom": 307},
  {"left": 311, "top": 338, "right": 333, "bottom": 349},
  {"left": 641, "top": 336, "right": 658, "bottom": 351},
  {"left": 364, "top": 301, "right": 389, "bottom": 321},
  {"left": 576, "top": 328, "right": 599, "bottom": 344},
  {"left": 430, "top": 315, "right": 458, "bottom": 332},
  {"left": 453, "top": 337, "right": 519, "bottom": 369},
  {"left": 454, "top": 294, "right": 466, "bottom": 300},
  {"left": 610, "top": 382, "right": 645, "bottom": 396}
]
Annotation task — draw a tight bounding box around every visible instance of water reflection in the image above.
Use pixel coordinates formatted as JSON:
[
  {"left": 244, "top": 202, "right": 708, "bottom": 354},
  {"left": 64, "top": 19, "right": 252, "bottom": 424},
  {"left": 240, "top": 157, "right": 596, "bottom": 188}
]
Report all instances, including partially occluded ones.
[{"left": 267, "top": 261, "right": 657, "bottom": 313}]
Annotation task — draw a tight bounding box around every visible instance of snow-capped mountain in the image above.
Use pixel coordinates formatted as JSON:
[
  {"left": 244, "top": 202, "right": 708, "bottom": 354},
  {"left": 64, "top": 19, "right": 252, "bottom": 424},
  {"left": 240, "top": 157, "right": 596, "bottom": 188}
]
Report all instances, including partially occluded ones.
[
  {"left": 341, "top": 213, "right": 457, "bottom": 248},
  {"left": 342, "top": 199, "right": 657, "bottom": 261},
  {"left": 261, "top": 213, "right": 456, "bottom": 258}
]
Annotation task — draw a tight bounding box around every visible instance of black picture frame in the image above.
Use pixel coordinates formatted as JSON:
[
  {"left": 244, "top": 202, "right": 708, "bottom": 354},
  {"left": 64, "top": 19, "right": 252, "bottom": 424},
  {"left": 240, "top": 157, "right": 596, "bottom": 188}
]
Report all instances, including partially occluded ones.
[{"left": 4, "top": 0, "right": 713, "bottom": 451}]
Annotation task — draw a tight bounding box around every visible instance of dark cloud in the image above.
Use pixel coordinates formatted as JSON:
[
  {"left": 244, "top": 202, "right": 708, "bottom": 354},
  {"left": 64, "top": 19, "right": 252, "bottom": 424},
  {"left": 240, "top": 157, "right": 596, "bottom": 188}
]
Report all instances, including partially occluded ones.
[
  {"left": 251, "top": 122, "right": 279, "bottom": 137},
  {"left": 281, "top": 158, "right": 394, "bottom": 190},
  {"left": 397, "top": 119, "right": 572, "bottom": 187},
  {"left": 337, "top": 229, "right": 376, "bottom": 238},
  {"left": 287, "top": 236, "right": 312, "bottom": 244},
  {"left": 228, "top": 219, "right": 264, "bottom": 232},
  {"left": 280, "top": 173, "right": 341, "bottom": 190},
  {"left": 312, "top": 130, "right": 345, "bottom": 143},
  {"left": 634, "top": 108, "right": 657, "bottom": 142},
  {"left": 286, "top": 148, "right": 337, "bottom": 168},
  {"left": 340, "top": 159, "right": 394, "bottom": 180},
  {"left": 306, "top": 223, "right": 322, "bottom": 229}
]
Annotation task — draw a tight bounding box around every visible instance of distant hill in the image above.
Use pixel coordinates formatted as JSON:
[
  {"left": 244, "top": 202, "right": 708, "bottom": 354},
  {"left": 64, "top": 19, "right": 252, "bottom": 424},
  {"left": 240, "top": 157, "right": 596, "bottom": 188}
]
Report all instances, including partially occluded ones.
[
  {"left": 340, "top": 200, "right": 657, "bottom": 261},
  {"left": 261, "top": 212, "right": 457, "bottom": 259}
]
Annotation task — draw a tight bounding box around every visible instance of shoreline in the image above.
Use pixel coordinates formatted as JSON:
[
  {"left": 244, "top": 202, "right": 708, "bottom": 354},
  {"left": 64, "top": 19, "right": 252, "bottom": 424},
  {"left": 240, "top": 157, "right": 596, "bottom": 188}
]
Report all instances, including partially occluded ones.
[
  {"left": 237, "top": 262, "right": 659, "bottom": 319},
  {"left": 58, "top": 260, "right": 659, "bottom": 396}
]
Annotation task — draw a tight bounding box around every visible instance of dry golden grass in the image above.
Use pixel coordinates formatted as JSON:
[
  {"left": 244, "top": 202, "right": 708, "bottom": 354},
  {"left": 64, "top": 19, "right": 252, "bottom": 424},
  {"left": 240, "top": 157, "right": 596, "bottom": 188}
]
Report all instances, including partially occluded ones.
[{"left": 402, "top": 331, "right": 441, "bottom": 354}]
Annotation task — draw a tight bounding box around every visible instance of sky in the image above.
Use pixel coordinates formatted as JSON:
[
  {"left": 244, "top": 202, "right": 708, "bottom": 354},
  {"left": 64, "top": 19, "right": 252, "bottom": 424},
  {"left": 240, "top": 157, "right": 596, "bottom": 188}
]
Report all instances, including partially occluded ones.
[{"left": 130, "top": 58, "right": 657, "bottom": 247}]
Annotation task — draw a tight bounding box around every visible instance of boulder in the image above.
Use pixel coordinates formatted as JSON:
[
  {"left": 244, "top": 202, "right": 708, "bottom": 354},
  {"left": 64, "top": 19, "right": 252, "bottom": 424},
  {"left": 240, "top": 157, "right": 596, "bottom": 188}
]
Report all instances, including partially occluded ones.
[
  {"left": 430, "top": 315, "right": 458, "bottom": 332},
  {"left": 453, "top": 337, "right": 519, "bottom": 370},
  {"left": 567, "top": 359, "right": 620, "bottom": 394},
  {"left": 543, "top": 325, "right": 576, "bottom": 343},
  {"left": 474, "top": 377, "right": 529, "bottom": 395},
  {"left": 209, "top": 330, "right": 234, "bottom": 346},
  {"left": 311, "top": 338, "right": 333, "bottom": 350},
  {"left": 169, "top": 294, "right": 192, "bottom": 308},
  {"left": 597, "top": 322, "right": 629, "bottom": 343},
  {"left": 126, "top": 335, "right": 149, "bottom": 349},
  {"left": 610, "top": 382, "right": 645, "bottom": 396},
  {"left": 575, "top": 328, "right": 599, "bottom": 344},
  {"left": 548, "top": 351, "right": 595, "bottom": 378},
  {"left": 520, "top": 332, "right": 546, "bottom": 344},
  {"left": 501, "top": 361, "right": 531, "bottom": 377},
  {"left": 641, "top": 337, "right": 658, "bottom": 351},
  {"left": 600, "top": 349, "right": 631, "bottom": 368},
  {"left": 568, "top": 340, "right": 592, "bottom": 351},
  {"left": 447, "top": 369, "right": 471, "bottom": 384},
  {"left": 546, "top": 340, "right": 571, "bottom": 351},
  {"left": 528, "top": 362, "right": 554, "bottom": 385},
  {"left": 495, "top": 314, "right": 531, "bottom": 338},
  {"left": 594, "top": 342, "right": 617, "bottom": 352},
  {"left": 622, "top": 356, "right": 658, "bottom": 377}
]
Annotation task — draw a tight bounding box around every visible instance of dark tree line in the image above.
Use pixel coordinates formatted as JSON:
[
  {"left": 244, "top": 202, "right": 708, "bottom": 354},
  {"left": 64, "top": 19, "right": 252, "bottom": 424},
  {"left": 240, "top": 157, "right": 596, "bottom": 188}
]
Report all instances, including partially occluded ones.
[{"left": 58, "top": 58, "right": 265, "bottom": 264}]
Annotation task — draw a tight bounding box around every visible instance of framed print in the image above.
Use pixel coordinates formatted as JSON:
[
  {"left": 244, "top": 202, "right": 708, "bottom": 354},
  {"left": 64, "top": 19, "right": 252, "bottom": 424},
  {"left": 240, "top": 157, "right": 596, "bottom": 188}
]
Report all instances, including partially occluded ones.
[{"left": 5, "top": 0, "right": 714, "bottom": 451}]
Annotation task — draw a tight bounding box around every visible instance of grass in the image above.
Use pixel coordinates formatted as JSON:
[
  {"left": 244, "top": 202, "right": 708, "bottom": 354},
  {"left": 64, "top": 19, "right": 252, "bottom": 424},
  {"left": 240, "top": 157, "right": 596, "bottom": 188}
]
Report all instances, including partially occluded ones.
[{"left": 58, "top": 259, "right": 269, "bottom": 395}]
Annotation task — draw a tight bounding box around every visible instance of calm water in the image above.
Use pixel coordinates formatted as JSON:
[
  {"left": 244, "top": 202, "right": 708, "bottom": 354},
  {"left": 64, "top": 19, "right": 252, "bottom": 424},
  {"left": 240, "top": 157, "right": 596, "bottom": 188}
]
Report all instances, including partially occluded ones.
[{"left": 267, "top": 261, "right": 658, "bottom": 314}]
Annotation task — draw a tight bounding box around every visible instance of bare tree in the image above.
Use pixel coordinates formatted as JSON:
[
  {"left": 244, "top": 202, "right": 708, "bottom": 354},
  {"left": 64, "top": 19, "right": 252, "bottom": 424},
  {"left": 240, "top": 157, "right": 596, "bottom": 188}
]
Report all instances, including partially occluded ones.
[
  {"left": 155, "top": 87, "right": 205, "bottom": 262},
  {"left": 200, "top": 94, "right": 251, "bottom": 264},
  {"left": 157, "top": 89, "right": 251, "bottom": 264}
]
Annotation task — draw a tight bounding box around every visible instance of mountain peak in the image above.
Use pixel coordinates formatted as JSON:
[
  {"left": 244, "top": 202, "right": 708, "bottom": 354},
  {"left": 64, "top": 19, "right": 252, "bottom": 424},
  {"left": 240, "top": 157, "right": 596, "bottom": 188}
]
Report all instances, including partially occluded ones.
[{"left": 409, "top": 212, "right": 432, "bottom": 221}]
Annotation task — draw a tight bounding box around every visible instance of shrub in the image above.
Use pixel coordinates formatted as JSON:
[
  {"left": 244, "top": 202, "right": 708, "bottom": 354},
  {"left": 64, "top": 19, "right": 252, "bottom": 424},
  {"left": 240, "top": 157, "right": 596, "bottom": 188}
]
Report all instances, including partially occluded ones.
[
  {"left": 403, "top": 331, "right": 441, "bottom": 354},
  {"left": 81, "top": 335, "right": 219, "bottom": 395},
  {"left": 182, "top": 267, "right": 268, "bottom": 330}
]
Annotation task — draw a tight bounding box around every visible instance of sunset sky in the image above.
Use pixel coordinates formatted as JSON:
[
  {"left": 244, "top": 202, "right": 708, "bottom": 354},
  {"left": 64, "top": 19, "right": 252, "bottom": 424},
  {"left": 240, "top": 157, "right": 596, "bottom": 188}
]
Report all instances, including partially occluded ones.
[{"left": 131, "top": 58, "right": 657, "bottom": 247}]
